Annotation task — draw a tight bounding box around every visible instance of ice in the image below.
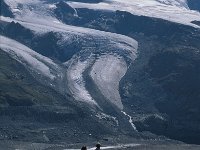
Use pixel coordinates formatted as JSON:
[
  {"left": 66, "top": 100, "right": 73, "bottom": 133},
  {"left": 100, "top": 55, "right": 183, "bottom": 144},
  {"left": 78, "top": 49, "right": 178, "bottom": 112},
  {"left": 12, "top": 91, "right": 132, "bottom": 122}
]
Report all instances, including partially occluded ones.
[
  {"left": 90, "top": 55, "right": 127, "bottom": 110},
  {"left": 0, "top": 14, "right": 137, "bottom": 108},
  {"left": 156, "top": 0, "right": 188, "bottom": 8},
  {"left": 2, "top": 0, "right": 138, "bottom": 109},
  {"left": 66, "top": 57, "right": 98, "bottom": 106},
  {"left": 0, "top": 35, "right": 58, "bottom": 80},
  {"left": 67, "top": 0, "right": 200, "bottom": 28}
]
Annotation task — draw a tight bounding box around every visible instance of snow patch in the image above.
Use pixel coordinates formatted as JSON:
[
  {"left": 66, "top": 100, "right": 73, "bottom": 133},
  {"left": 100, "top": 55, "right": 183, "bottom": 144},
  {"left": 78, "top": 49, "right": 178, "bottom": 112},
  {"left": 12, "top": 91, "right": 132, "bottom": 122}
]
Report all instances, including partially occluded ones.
[{"left": 49, "top": 4, "right": 57, "bottom": 9}]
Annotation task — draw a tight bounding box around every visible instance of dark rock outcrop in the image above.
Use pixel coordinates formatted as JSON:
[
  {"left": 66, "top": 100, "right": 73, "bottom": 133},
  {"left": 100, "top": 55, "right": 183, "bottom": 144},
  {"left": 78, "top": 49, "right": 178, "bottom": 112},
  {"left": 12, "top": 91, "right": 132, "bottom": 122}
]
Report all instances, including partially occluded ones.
[
  {"left": 0, "top": 0, "right": 14, "bottom": 17},
  {"left": 187, "top": 0, "right": 200, "bottom": 11}
]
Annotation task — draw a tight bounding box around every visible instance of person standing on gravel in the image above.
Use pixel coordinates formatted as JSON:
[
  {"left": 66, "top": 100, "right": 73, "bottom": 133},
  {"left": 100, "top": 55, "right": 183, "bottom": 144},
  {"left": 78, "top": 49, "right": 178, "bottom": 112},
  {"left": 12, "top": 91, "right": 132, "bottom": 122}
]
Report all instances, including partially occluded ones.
[
  {"left": 95, "top": 143, "right": 101, "bottom": 150},
  {"left": 81, "top": 146, "right": 87, "bottom": 150}
]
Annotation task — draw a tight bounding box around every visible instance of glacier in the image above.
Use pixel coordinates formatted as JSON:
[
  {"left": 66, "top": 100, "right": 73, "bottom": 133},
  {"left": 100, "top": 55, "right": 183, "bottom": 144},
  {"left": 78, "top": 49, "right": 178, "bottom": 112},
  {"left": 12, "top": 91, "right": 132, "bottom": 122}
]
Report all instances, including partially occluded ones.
[
  {"left": 1, "top": 0, "right": 138, "bottom": 109},
  {"left": 90, "top": 55, "right": 127, "bottom": 110},
  {"left": 0, "top": 35, "right": 59, "bottom": 80},
  {"left": 67, "top": 0, "right": 200, "bottom": 28}
]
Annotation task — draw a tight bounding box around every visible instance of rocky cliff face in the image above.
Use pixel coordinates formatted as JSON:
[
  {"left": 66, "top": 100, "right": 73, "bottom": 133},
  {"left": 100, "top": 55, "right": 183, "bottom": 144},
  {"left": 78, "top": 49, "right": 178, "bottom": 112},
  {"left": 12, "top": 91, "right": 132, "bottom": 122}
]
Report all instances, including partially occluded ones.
[
  {"left": 188, "top": 0, "right": 200, "bottom": 11},
  {"left": 0, "top": 0, "right": 13, "bottom": 17}
]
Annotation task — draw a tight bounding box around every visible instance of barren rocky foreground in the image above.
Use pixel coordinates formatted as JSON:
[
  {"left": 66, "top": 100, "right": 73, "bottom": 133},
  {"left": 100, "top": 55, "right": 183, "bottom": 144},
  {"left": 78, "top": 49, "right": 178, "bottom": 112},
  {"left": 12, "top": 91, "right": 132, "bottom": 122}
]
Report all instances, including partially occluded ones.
[{"left": 1, "top": 140, "right": 200, "bottom": 150}]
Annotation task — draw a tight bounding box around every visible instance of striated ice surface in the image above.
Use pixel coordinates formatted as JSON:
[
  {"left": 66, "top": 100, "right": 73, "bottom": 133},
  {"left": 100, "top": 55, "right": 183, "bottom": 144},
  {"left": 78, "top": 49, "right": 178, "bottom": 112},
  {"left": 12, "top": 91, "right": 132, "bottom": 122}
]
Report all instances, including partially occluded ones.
[
  {"left": 67, "top": 0, "right": 200, "bottom": 28},
  {"left": 156, "top": 0, "right": 188, "bottom": 8},
  {"left": 0, "top": 35, "right": 58, "bottom": 80},
  {"left": 66, "top": 56, "right": 98, "bottom": 106},
  {"left": 90, "top": 55, "right": 127, "bottom": 110}
]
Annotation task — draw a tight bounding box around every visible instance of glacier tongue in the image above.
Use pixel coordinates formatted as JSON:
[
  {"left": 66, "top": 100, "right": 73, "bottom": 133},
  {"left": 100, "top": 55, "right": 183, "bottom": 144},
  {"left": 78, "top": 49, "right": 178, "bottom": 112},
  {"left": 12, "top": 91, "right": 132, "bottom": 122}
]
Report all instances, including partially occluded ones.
[
  {"left": 64, "top": 34, "right": 137, "bottom": 108},
  {"left": 90, "top": 55, "right": 127, "bottom": 110},
  {"left": 66, "top": 56, "right": 98, "bottom": 107}
]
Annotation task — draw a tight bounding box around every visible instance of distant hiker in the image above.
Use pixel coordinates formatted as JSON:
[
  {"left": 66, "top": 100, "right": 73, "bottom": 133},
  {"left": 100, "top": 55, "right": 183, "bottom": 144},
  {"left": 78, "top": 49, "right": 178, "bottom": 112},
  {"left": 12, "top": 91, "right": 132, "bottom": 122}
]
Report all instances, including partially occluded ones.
[
  {"left": 81, "top": 146, "right": 87, "bottom": 150},
  {"left": 95, "top": 143, "right": 101, "bottom": 150}
]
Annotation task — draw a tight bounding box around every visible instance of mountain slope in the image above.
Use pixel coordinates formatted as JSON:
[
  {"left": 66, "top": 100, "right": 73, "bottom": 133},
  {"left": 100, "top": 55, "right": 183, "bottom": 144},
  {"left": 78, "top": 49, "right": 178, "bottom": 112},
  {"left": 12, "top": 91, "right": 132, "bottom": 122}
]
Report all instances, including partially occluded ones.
[
  {"left": 0, "top": 0, "right": 13, "bottom": 17},
  {"left": 1, "top": 0, "right": 200, "bottom": 147},
  {"left": 47, "top": 1, "right": 200, "bottom": 144},
  {"left": 187, "top": 0, "right": 200, "bottom": 11},
  {"left": 67, "top": 0, "right": 200, "bottom": 27},
  {"left": 0, "top": 48, "right": 128, "bottom": 144},
  {"left": 0, "top": 50, "right": 63, "bottom": 106}
]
